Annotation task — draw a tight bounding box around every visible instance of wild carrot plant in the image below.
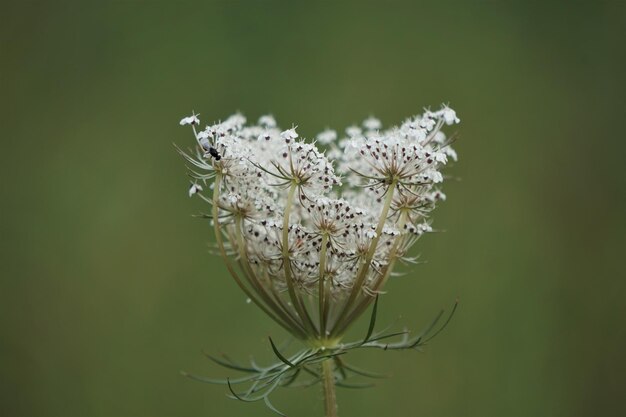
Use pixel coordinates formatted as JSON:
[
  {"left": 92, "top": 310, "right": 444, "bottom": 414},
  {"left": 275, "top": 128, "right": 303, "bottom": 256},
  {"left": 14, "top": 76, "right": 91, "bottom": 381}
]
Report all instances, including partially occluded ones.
[{"left": 178, "top": 106, "right": 460, "bottom": 416}]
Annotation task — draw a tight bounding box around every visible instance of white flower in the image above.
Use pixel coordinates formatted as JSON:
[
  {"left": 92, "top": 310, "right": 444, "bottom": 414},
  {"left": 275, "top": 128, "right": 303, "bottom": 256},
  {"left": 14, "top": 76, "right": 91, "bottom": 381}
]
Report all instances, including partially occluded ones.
[
  {"left": 405, "top": 222, "right": 432, "bottom": 235},
  {"left": 225, "top": 113, "right": 246, "bottom": 127},
  {"left": 280, "top": 127, "right": 298, "bottom": 141},
  {"left": 444, "top": 147, "right": 458, "bottom": 161},
  {"left": 258, "top": 115, "right": 277, "bottom": 128},
  {"left": 419, "top": 115, "right": 436, "bottom": 131},
  {"left": 440, "top": 105, "right": 460, "bottom": 125},
  {"left": 177, "top": 104, "right": 460, "bottom": 339},
  {"left": 363, "top": 116, "right": 382, "bottom": 131},
  {"left": 346, "top": 125, "right": 362, "bottom": 137},
  {"left": 188, "top": 182, "right": 203, "bottom": 197},
  {"left": 422, "top": 170, "right": 443, "bottom": 183},
  {"left": 316, "top": 129, "right": 337, "bottom": 145},
  {"left": 432, "top": 131, "right": 446, "bottom": 145},
  {"left": 227, "top": 193, "right": 240, "bottom": 204},
  {"left": 433, "top": 151, "right": 448, "bottom": 164},
  {"left": 425, "top": 190, "right": 446, "bottom": 202},
  {"left": 196, "top": 131, "right": 207, "bottom": 140},
  {"left": 382, "top": 227, "right": 400, "bottom": 236},
  {"left": 180, "top": 113, "right": 200, "bottom": 126}
]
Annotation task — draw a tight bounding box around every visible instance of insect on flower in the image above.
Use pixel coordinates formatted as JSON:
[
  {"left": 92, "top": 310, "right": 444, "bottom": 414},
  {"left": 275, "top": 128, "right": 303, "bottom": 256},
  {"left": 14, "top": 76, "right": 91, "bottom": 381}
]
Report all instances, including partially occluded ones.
[
  {"left": 177, "top": 107, "right": 461, "bottom": 417},
  {"left": 206, "top": 146, "right": 221, "bottom": 161}
]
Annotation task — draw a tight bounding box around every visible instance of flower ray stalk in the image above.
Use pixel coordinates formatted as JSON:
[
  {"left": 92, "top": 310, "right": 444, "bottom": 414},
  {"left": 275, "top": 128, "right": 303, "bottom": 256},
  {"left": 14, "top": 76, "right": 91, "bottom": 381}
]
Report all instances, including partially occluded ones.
[
  {"left": 318, "top": 233, "right": 329, "bottom": 338},
  {"left": 235, "top": 216, "right": 308, "bottom": 338},
  {"left": 212, "top": 173, "right": 304, "bottom": 339},
  {"left": 178, "top": 107, "right": 461, "bottom": 416},
  {"left": 330, "top": 179, "right": 397, "bottom": 338},
  {"left": 282, "top": 181, "right": 318, "bottom": 336},
  {"left": 334, "top": 209, "right": 410, "bottom": 336}
]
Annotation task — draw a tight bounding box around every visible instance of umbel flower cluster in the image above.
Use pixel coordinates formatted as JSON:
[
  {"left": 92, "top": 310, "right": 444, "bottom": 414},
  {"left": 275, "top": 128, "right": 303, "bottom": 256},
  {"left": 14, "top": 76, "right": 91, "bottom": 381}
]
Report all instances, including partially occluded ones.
[{"left": 178, "top": 106, "right": 460, "bottom": 416}]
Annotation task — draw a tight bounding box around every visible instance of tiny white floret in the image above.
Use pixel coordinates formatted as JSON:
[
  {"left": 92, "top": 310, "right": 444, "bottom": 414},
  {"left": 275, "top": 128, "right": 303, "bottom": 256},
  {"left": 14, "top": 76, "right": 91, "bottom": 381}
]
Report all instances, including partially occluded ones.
[
  {"left": 280, "top": 127, "right": 299, "bottom": 141},
  {"left": 442, "top": 106, "right": 460, "bottom": 125},
  {"left": 188, "top": 183, "right": 203, "bottom": 197},
  {"left": 227, "top": 193, "right": 240, "bottom": 204},
  {"left": 346, "top": 125, "right": 362, "bottom": 137},
  {"left": 365, "top": 230, "right": 377, "bottom": 239},
  {"left": 180, "top": 113, "right": 200, "bottom": 126},
  {"left": 316, "top": 129, "right": 337, "bottom": 145},
  {"left": 363, "top": 116, "right": 382, "bottom": 131},
  {"left": 258, "top": 115, "right": 277, "bottom": 128}
]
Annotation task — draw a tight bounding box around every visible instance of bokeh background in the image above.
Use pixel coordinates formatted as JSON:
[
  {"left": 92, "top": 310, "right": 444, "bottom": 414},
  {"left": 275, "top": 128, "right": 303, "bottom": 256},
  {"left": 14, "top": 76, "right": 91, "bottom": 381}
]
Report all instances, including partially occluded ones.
[{"left": 2, "top": 1, "right": 625, "bottom": 416}]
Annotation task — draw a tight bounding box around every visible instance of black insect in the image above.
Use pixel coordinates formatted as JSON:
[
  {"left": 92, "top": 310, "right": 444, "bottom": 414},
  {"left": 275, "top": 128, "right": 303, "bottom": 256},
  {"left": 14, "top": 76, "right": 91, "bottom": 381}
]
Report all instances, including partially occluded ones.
[{"left": 207, "top": 146, "right": 221, "bottom": 161}]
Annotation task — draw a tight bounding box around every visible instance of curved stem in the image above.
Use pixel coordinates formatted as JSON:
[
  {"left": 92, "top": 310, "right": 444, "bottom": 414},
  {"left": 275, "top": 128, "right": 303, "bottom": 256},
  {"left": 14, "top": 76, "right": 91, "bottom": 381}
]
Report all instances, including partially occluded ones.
[
  {"left": 234, "top": 216, "right": 308, "bottom": 339},
  {"left": 334, "top": 210, "right": 409, "bottom": 336},
  {"left": 330, "top": 180, "right": 397, "bottom": 337},
  {"left": 318, "top": 233, "right": 329, "bottom": 338},
  {"left": 282, "top": 182, "right": 317, "bottom": 336},
  {"left": 321, "top": 359, "right": 338, "bottom": 417},
  {"left": 211, "top": 173, "right": 298, "bottom": 336}
]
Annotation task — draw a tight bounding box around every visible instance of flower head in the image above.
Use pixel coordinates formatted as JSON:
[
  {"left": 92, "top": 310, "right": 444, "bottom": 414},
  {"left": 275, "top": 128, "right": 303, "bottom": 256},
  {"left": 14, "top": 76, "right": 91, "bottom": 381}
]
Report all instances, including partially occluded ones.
[{"left": 178, "top": 105, "right": 459, "bottom": 341}]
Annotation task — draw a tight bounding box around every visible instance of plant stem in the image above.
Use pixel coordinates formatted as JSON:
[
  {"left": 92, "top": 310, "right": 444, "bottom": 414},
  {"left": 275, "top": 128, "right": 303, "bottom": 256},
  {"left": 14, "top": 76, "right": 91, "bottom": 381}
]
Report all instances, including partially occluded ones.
[
  {"left": 330, "top": 180, "right": 397, "bottom": 337},
  {"left": 334, "top": 210, "right": 409, "bottom": 336},
  {"left": 318, "top": 233, "right": 329, "bottom": 338},
  {"left": 321, "top": 359, "right": 338, "bottom": 417},
  {"left": 282, "top": 181, "right": 317, "bottom": 335},
  {"left": 211, "top": 173, "right": 298, "bottom": 336},
  {"left": 234, "top": 216, "right": 307, "bottom": 339}
]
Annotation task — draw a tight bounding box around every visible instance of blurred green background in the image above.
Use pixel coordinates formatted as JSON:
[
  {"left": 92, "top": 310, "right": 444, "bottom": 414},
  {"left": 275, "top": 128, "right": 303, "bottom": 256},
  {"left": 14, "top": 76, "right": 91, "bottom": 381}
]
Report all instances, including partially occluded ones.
[{"left": 2, "top": 1, "right": 625, "bottom": 416}]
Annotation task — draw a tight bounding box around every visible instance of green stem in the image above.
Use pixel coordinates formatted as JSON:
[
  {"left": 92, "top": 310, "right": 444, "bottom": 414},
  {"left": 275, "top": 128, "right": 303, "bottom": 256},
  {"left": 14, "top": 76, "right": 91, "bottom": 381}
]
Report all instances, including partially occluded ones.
[
  {"left": 234, "top": 216, "right": 307, "bottom": 339},
  {"left": 330, "top": 180, "right": 397, "bottom": 337},
  {"left": 211, "top": 173, "right": 297, "bottom": 336},
  {"left": 321, "top": 359, "right": 338, "bottom": 417},
  {"left": 318, "top": 233, "right": 329, "bottom": 338},
  {"left": 282, "top": 182, "right": 317, "bottom": 336},
  {"left": 335, "top": 210, "right": 408, "bottom": 336}
]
